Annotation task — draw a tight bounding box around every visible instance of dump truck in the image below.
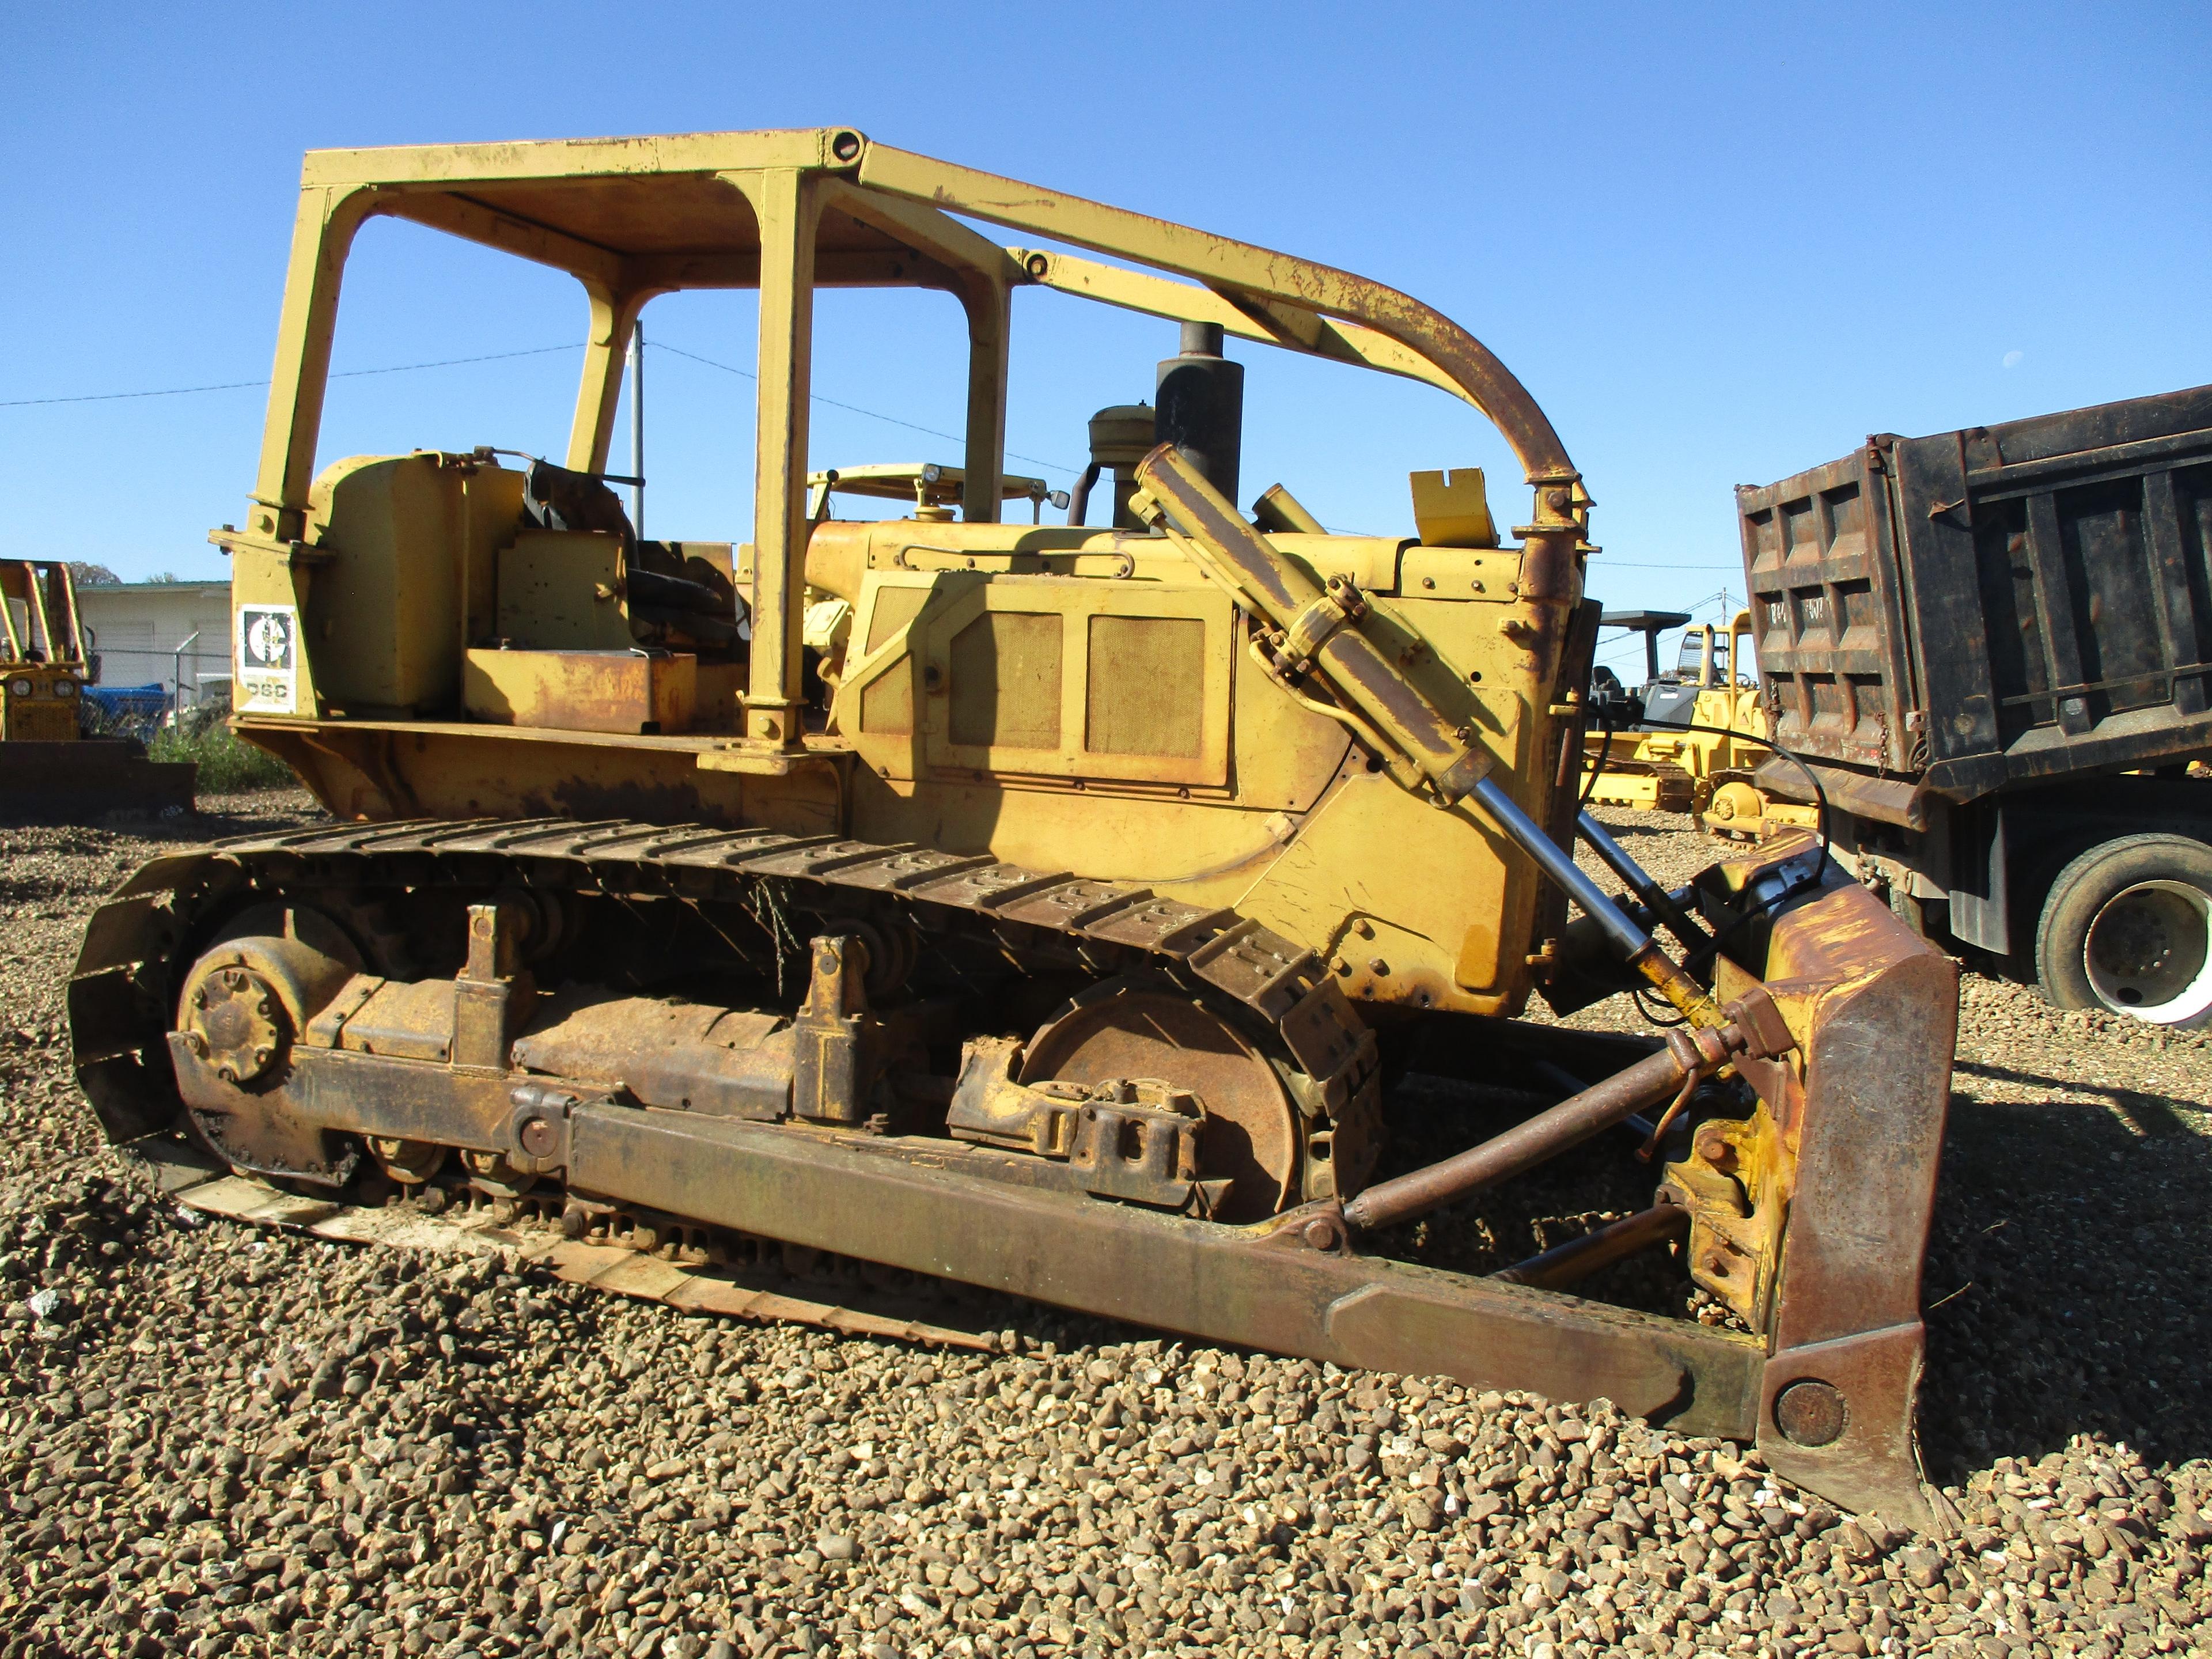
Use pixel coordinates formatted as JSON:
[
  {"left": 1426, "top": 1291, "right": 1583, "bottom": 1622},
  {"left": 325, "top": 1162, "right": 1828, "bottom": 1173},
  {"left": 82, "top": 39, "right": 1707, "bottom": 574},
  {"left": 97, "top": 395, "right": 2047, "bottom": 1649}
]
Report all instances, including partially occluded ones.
[
  {"left": 1, "top": 560, "right": 194, "bottom": 817},
  {"left": 69, "top": 129, "right": 1957, "bottom": 1524},
  {"left": 1740, "top": 387, "right": 2212, "bottom": 1026}
]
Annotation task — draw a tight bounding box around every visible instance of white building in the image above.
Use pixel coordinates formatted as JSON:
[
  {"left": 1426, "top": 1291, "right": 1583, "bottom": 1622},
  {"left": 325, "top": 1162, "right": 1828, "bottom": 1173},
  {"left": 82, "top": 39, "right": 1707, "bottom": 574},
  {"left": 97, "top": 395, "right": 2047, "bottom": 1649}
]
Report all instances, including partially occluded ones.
[{"left": 73, "top": 580, "right": 233, "bottom": 703}]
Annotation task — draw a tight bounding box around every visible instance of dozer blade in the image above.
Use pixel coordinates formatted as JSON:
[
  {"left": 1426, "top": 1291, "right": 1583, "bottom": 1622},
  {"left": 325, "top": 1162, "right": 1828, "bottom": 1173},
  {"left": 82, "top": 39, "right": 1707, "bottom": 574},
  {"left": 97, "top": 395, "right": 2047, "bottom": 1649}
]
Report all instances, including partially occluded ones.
[
  {"left": 1712, "top": 846, "right": 1957, "bottom": 1524},
  {"left": 0, "top": 738, "right": 194, "bottom": 819},
  {"left": 69, "top": 823, "right": 1956, "bottom": 1529},
  {"left": 1580, "top": 760, "right": 1695, "bottom": 815}
]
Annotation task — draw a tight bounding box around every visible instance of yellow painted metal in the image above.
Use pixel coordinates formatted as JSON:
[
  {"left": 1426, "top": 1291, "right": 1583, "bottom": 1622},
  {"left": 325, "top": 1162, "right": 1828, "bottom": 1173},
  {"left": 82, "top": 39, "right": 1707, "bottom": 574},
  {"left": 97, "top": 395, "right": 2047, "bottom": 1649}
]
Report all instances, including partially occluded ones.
[
  {"left": 221, "top": 127, "right": 1600, "bottom": 1017},
  {"left": 1585, "top": 609, "right": 1768, "bottom": 815},
  {"left": 736, "top": 166, "right": 820, "bottom": 748},
  {"left": 1010, "top": 248, "right": 1470, "bottom": 403},
  {"left": 567, "top": 284, "right": 657, "bottom": 475},
  {"left": 1408, "top": 469, "right": 1499, "bottom": 549},
  {"left": 1582, "top": 768, "right": 1690, "bottom": 814},
  {"left": 1, "top": 662, "right": 83, "bottom": 741},
  {"left": 463, "top": 649, "right": 698, "bottom": 736},
  {"left": 2, "top": 562, "right": 90, "bottom": 741},
  {"left": 854, "top": 143, "right": 1578, "bottom": 487},
  {"left": 494, "top": 532, "right": 630, "bottom": 650}
]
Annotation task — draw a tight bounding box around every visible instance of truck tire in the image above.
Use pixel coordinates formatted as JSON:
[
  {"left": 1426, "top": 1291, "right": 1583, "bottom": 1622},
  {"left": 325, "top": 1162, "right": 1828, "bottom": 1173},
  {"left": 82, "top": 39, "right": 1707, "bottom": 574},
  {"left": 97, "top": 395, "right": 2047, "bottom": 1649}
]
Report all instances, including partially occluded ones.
[{"left": 2033, "top": 834, "right": 2212, "bottom": 1027}]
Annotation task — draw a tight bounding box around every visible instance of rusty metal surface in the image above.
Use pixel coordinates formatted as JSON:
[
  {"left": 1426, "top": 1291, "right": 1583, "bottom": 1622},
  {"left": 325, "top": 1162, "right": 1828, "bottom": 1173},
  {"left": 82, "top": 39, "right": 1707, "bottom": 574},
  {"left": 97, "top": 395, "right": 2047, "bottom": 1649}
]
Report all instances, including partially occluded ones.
[
  {"left": 70, "top": 819, "right": 1382, "bottom": 1206},
  {"left": 162, "top": 1160, "right": 997, "bottom": 1353},
  {"left": 1746, "top": 878, "right": 1959, "bottom": 1525},
  {"left": 1494, "top": 1200, "right": 1688, "bottom": 1291},
  {"left": 564, "top": 1096, "right": 1765, "bottom": 1433},
  {"left": 69, "top": 813, "right": 1959, "bottom": 1525},
  {"left": 1016, "top": 978, "right": 1298, "bottom": 1222},
  {"left": 462, "top": 647, "right": 699, "bottom": 736},
  {"left": 1740, "top": 385, "right": 2212, "bottom": 799}
]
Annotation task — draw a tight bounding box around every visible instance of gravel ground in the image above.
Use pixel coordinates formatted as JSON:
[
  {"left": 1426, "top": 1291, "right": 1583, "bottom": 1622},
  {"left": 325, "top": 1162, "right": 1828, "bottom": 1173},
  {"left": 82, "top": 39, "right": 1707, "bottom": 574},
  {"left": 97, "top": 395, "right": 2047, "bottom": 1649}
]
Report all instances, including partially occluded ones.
[{"left": 1, "top": 795, "right": 2208, "bottom": 1658}]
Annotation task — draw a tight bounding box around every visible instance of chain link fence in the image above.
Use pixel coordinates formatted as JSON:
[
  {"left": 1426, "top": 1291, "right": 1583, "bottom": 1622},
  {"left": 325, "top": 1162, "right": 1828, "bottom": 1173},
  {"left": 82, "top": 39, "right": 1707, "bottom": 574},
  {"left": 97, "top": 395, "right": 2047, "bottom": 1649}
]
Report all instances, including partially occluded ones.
[{"left": 81, "top": 647, "right": 232, "bottom": 738}]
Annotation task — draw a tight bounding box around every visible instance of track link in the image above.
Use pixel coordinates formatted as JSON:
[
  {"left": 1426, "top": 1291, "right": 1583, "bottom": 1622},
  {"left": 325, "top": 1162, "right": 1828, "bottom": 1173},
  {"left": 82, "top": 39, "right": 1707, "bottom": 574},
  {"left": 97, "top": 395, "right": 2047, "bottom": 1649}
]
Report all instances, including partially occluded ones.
[{"left": 70, "top": 816, "right": 1383, "bottom": 1275}]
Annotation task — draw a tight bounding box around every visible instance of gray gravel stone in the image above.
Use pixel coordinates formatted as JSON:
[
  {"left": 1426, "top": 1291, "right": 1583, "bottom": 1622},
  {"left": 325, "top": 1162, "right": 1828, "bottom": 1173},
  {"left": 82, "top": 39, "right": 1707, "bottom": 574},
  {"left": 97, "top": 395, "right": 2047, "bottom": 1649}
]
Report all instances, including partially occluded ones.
[{"left": 0, "top": 796, "right": 2206, "bottom": 1654}]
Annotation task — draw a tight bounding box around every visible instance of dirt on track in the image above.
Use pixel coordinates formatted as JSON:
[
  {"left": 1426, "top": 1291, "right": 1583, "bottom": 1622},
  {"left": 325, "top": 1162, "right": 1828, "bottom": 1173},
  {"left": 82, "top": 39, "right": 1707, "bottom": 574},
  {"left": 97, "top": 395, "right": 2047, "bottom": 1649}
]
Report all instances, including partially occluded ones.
[{"left": 1, "top": 796, "right": 2207, "bottom": 1659}]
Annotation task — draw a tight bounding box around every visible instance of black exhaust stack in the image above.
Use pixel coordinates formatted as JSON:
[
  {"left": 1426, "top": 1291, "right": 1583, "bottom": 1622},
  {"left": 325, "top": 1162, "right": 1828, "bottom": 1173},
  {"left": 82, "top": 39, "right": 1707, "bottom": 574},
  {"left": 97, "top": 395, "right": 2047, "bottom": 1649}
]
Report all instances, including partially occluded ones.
[{"left": 1156, "top": 321, "right": 1244, "bottom": 506}]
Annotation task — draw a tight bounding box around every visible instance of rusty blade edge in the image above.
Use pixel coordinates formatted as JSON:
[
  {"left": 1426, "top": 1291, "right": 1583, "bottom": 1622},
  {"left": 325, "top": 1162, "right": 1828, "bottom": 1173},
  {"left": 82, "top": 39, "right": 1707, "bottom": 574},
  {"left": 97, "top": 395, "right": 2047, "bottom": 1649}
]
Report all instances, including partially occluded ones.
[{"left": 164, "top": 1162, "right": 996, "bottom": 1353}]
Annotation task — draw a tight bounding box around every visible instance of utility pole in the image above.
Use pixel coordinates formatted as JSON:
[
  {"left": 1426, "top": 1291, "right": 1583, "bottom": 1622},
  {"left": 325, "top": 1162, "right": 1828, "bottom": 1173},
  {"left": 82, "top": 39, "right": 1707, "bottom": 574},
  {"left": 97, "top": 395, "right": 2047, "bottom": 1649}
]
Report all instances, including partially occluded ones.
[{"left": 629, "top": 320, "right": 645, "bottom": 537}]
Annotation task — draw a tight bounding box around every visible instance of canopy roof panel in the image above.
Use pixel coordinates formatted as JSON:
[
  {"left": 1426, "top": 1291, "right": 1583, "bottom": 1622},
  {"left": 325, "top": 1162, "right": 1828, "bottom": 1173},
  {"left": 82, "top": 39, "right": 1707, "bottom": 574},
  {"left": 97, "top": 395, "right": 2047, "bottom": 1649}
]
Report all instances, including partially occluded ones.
[{"left": 284, "top": 126, "right": 1576, "bottom": 486}]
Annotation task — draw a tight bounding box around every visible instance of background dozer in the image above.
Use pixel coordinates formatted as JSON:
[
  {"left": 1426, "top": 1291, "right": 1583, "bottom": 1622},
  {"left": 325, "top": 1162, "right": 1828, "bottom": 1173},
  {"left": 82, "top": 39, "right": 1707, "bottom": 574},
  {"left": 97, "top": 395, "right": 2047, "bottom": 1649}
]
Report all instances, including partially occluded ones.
[
  {"left": 68, "top": 128, "right": 1958, "bottom": 1524},
  {"left": 1582, "top": 608, "right": 1782, "bottom": 834},
  {"left": 1, "top": 559, "right": 195, "bottom": 817}
]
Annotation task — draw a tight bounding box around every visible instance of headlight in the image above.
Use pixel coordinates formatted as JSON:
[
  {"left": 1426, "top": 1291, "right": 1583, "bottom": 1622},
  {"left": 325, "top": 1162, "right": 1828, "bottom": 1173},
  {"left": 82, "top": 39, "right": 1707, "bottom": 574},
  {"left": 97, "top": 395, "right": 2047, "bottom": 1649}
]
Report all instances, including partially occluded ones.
[
  {"left": 7, "top": 679, "right": 29, "bottom": 698},
  {"left": 55, "top": 680, "right": 76, "bottom": 696}
]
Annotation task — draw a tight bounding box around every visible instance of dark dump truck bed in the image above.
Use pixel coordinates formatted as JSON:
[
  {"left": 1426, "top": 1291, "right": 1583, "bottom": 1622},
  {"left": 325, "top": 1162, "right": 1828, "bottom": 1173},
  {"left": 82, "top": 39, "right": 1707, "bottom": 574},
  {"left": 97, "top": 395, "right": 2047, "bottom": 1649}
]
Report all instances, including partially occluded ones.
[
  {"left": 1737, "top": 382, "right": 2212, "bottom": 821},
  {"left": 1733, "top": 385, "right": 2212, "bottom": 1021}
]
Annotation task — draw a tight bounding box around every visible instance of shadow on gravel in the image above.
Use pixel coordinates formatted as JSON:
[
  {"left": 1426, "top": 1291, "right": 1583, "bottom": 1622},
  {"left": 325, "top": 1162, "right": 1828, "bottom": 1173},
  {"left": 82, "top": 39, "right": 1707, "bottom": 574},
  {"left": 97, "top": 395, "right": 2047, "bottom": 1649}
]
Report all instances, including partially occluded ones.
[
  {"left": 1954, "top": 1057, "right": 2203, "bottom": 1138},
  {"left": 1581, "top": 819, "right": 1677, "bottom": 840},
  {"left": 1919, "top": 1076, "right": 2212, "bottom": 1483}
]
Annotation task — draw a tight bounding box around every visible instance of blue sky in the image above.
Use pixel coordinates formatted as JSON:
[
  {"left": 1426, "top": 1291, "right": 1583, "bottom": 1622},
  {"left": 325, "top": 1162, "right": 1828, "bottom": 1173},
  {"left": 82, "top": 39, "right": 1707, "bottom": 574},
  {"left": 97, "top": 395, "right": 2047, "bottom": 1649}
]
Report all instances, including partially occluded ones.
[{"left": 5, "top": 2, "right": 2206, "bottom": 678}]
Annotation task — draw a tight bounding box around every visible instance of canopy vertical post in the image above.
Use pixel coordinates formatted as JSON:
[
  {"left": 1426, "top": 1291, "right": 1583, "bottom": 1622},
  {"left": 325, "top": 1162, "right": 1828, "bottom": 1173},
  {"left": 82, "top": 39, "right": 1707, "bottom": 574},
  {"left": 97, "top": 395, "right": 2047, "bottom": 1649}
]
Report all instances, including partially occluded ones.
[
  {"left": 958, "top": 274, "right": 1010, "bottom": 523},
  {"left": 732, "top": 167, "right": 820, "bottom": 749},
  {"left": 252, "top": 185, "right": 377, "bottom": 543},
  {"left": 566, "top": 283, "right": 654, "bottom": 476}
]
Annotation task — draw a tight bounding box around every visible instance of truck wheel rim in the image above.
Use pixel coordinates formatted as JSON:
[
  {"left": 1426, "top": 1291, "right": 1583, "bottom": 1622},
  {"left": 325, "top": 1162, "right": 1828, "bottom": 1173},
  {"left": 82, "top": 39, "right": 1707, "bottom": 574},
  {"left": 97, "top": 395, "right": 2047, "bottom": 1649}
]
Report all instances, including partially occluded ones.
[{"left": 2083, "top": 879, "right": 2212, "bottom": 1024}]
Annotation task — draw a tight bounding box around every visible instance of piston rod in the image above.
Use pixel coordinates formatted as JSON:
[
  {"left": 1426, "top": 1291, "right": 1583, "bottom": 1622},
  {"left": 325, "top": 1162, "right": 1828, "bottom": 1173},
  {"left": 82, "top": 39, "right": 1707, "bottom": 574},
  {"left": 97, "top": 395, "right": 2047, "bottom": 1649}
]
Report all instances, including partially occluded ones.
[
  {"left": 1577, "top": 810, "right": 1711, "bottom": 950},
  {"left": 1493, "top": 1198, "right": 1689, "bottom": 1290},
  {"left": 1342, "top": 1021, "right": 1738, "bottom": 1234},
  {"left": 1473, "top": 778, "right": 1719, "bottom": 1024}
]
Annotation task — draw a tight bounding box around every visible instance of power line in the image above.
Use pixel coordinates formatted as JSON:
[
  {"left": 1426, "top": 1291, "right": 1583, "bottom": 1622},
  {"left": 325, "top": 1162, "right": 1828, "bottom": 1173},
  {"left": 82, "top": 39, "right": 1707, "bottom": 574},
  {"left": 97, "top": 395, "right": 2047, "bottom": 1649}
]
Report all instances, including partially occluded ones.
[
  {"left": 2, "top": 376, "right": 269, "bottom": 407},
  {"left": 6, "top": 336, "right": 1088, "bottom": 480},
  {"left": 334, "top": 344, "right": 578, "bottom": 381},
  {"left": 0, "top": 344, "right": 581, "bottom": 408},
  {"left": 652, "top": 340, "right": 1081, "bottom": 476}
]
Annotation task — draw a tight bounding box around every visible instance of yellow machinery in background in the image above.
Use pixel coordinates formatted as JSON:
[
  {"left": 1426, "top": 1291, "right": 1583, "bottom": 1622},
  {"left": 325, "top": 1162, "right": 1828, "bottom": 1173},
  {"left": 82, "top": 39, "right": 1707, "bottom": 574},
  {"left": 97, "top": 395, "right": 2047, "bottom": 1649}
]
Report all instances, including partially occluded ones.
[
  {"left": 1, "top": 560, "right": 194, "bottom": 816},
  {"left": 1583, "top": 608, "right": 1794, "bottom": 834},
  {"left": 69, "top": 129, "right": 1957, "bottom": 1524},
  {"left": 2, "top": 560, "right": 90, "bottom": 744}
]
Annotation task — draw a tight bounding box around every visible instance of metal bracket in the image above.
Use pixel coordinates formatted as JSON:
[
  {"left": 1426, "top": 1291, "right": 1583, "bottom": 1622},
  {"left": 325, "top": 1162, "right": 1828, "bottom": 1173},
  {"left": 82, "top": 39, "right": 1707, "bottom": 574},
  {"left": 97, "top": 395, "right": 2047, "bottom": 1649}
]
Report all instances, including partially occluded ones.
[
  {"left": 1272, "top": 576, "right": 1367, "bottom": 679},
  {"left": 1662, "top": 1107, "right": 1786, "bottom": 1330},
  {"left": 946, "top": 1040, "right": 1212, "bottom": 1211},
  {"left": 507, "top": 1082, "right": 580, "bottom": 1175},
  {"left": 791, "top": 934, "right": 876, "bottom": 1125},
  {"left": 1066, "top": 1081, "right": 1206, "bottom": 1210},
  {"left": 454, "top": 902, "right": 531, "bottom": 1071},
  {"left": 1722, "top": 983, "right": 1797, "bottom": 1061}
]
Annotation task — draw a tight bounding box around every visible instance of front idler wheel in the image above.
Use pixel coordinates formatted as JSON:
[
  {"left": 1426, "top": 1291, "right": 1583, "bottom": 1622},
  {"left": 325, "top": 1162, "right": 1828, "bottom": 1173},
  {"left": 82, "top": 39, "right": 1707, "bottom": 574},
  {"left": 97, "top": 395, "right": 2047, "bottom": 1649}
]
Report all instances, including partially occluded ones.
[{"left": 172, "top": 904, "right": 365, "bottom": 1187}]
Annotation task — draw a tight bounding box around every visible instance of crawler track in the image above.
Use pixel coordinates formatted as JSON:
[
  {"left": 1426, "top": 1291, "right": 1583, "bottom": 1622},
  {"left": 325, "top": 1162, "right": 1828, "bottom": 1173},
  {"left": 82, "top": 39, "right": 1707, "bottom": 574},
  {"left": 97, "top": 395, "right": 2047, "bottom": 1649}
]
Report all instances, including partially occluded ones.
[{"left": 71, "top": 814, "right": 1382, "bottom": 1258}]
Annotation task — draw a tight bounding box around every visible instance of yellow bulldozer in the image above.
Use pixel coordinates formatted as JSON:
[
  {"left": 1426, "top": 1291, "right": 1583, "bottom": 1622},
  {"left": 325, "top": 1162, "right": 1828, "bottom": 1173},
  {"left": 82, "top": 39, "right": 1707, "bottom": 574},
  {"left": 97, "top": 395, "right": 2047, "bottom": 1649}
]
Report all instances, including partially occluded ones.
[
  {"left": 1582, "top": 607, "right": 1782, "bottom": 834},
  {"left": 69, "top": 129, "right": 1956, "bottom": 1524},
  {"left": 1, "top": 559, "right": 195, "bottom": 816}
]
